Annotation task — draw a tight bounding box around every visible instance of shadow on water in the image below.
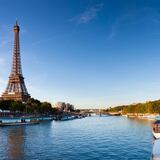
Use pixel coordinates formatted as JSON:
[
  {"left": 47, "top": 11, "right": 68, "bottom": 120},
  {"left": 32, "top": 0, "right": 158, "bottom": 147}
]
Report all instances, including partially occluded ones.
[{"left": 7, "top": 127, "right": 26, "bottom": 160}]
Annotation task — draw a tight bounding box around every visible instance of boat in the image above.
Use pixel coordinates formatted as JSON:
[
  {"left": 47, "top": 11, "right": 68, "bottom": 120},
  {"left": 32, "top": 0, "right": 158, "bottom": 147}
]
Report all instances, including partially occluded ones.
[
  {"left": 152, "top": 139, "right": 160, "bottom": 160},
  {"left": 0, "top": 119, "right": 39, "bottom": 126},
  {"left": 78, "top": 115, "right": 83, "bottom": 119},
  {"left": 140, "top": 115, "right": 156, "bottom": 120},
  {"left": 152, "top": 120, "right": 160, "bottom": 139},
  {"left": 60, "top": 115, "right": 76, "bottom": 121},
  {"left": 38, "top": 117, "right": 53, "bottom": 122}
]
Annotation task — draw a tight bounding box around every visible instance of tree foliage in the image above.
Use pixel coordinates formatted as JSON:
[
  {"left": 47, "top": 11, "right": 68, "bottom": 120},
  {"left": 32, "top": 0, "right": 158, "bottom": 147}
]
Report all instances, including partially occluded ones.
[
  {"left": 106, "top": 100, "right": 160, "bottom": 114},
  {"left": 0, "top": 98, "right": 58, "bottom": 115}
]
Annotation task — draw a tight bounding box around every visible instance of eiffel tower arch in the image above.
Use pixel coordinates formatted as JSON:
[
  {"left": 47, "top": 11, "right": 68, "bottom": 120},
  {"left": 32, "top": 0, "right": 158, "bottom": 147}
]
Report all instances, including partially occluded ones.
[{"left": 1, "top": 21, "right": 30, "bottom": 102}]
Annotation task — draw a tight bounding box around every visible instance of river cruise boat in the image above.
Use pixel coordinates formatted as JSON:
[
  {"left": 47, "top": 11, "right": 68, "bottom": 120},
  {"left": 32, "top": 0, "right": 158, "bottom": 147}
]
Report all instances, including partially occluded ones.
[
  {"left": 152, "top": 139, "right": 160, "bottom": 160},
  {"left": 0, "top": 118, "right": 39, "bottom": 126},
  {"left": 152, "top": 120, "right": 160, "bottom": 139}
]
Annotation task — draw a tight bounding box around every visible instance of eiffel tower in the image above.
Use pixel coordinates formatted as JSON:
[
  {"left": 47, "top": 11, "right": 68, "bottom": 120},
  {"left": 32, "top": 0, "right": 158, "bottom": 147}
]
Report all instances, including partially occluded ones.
[{"left": 1, "top": 21, "right": 30, "bottom": 102}]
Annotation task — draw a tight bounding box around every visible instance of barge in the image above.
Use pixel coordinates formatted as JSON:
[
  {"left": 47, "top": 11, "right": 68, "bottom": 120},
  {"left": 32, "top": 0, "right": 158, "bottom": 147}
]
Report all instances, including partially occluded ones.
[{"left": 0, "top": 119, "right": 39, "bottom": 126}]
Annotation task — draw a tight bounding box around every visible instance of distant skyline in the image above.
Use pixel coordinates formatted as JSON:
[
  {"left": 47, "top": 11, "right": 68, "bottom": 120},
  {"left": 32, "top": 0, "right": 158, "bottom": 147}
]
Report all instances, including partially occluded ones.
[{"left": 1, "top": 0, "right": 160, "bottom": 108}]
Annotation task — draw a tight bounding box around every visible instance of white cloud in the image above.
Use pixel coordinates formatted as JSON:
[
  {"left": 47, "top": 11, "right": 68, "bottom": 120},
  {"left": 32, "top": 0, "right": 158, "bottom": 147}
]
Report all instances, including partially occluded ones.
[
  {"left": 107, "top": 14, "right": 131, "bottom": 40},
  {"left": 69, "top": 3, "right": 104, "bottom": 24}
]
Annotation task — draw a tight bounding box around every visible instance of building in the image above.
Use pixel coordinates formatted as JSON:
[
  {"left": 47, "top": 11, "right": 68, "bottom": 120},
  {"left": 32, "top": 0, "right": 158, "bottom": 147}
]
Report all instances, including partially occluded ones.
[
  {"left": 55, "top": 102, "right": 74, "bottom": 112},
  {"left": 1, "top": 21, "right": 30, "bottom": 102}
]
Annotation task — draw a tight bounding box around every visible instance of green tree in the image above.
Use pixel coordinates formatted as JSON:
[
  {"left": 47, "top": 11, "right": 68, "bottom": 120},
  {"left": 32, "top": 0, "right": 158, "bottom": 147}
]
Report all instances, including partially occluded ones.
[{"left": 10, "top": 101, "right": 25, "bottom": 112}]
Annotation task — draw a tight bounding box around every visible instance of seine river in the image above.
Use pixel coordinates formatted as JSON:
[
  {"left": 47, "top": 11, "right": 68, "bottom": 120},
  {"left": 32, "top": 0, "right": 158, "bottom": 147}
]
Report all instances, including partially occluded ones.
[{"left": 0, "top": 116, "right": 153, "bottom": 160}]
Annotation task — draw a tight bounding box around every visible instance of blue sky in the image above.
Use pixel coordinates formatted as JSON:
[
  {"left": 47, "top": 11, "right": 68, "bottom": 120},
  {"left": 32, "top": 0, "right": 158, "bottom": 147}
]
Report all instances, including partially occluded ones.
[{"left": 0, "top": 0, "right": 160, "bottom": 108}]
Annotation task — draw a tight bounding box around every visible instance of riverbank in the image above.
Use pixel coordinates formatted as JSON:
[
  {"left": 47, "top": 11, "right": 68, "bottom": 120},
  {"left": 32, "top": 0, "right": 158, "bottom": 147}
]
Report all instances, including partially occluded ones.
[{"left": 104, "top": 111, "right": 160, "bottom": 121}]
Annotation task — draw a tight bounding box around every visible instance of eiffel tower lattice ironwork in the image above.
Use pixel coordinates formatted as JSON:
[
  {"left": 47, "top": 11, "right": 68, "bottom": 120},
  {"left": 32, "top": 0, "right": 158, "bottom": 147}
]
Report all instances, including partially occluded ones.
[{"left": 1, "top": 21, "right": 30, "bottom": 102}]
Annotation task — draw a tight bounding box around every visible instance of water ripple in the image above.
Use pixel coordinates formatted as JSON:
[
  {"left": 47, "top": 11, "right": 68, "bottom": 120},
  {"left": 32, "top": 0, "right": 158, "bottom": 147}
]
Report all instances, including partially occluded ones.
[{"left": 0, "top": 116, "right": 152, "bottom": 160}]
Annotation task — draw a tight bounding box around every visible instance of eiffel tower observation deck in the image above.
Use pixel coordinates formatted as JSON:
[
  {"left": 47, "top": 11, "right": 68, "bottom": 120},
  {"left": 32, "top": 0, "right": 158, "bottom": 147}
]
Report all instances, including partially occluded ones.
[{"left": 1, "top": 20, "right": 30, "bottom": 102}]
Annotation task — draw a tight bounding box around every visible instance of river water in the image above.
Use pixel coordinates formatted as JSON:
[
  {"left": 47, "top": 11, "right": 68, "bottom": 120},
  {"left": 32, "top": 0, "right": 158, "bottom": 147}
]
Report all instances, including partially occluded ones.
[{"left": 0, "top": 116, "right": 153, "bottom": 160}]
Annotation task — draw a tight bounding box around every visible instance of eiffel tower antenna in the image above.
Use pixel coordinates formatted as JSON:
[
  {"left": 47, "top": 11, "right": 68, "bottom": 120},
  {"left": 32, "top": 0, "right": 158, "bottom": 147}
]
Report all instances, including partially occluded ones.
[
  {"left": 16, "top": 17, "right": 18, "bottom": 25},
  {"left": 1, "top": 20, "right": 30, "bottom": 102}
]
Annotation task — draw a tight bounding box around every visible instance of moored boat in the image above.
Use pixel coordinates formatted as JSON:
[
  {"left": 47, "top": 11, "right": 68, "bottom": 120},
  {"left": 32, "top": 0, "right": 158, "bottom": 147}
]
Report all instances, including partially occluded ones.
[
  {"left": 140, "top": 115, "right": 156, "bottom": 120},
  {"left": 60, "top": 115, "right": 76, "bottom": 121},
  {"left": 152, "top": 120, "right": 160, "bottom": 139},
  {"left": 38, "top": 117, "right": 53, "bottom": 122},
  {"left": 0, "top": 119, "right": 39, "bottom": 126}
]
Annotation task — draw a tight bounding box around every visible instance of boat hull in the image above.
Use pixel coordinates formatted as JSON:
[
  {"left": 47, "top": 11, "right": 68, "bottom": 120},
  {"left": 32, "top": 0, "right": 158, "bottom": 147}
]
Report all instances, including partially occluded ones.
[
  {"left": 0, "top": 122, "right": 39, "bottom": 126},
  {"left": 152, "top": 139, "right": 160, "bottom": 160}
]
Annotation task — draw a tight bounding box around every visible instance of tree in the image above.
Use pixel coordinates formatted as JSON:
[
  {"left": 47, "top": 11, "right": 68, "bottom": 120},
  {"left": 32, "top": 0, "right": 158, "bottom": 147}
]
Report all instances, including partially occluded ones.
[
  {"left": 10, "top": 101, "right": 25, "bottom": 112},
  {"left": 40, "top": 102, "right": 52, "bottom": 114},
  {"left": 0, "top": 100, "right": 13, "bottom": 111},
  {"left": 26, "top": 98, "right": 41, "bottom": 114}
]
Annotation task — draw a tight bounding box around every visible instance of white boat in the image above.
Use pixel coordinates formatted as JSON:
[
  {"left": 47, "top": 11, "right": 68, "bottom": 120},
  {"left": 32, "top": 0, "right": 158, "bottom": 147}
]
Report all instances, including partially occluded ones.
[
  {"left": 152, "top": 120, "right": 160, "bottom": 139},
  {"left": 142, "top": 115, "right": 156, "bottom": 120},
  {"left": 152, "top": 139, "right": 160, "bottom": 160}
]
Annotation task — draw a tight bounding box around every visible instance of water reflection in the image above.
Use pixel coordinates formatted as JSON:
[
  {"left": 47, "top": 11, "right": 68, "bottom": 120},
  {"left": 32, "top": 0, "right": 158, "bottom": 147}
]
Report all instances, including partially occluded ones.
[
  {"left": 7, "top": 127, "right": 25, "bottom": 160},
  {"left": 127, "top": 117, "right": 153, "bottom": 127}
]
